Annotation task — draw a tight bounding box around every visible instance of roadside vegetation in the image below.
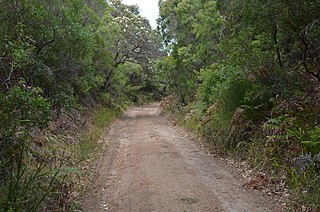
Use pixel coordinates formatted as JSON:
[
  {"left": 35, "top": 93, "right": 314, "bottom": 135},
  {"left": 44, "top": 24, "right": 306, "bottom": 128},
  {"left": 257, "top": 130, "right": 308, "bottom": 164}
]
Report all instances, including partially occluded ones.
[
  {"left": 0, "top": 0, "right": 163, "bottom": 211},
  {"left": 157, "top": 0, "right": 320, "bottom": 210},
  {"left": 1, "top": 0, "right": 320, "bottom": 211}
]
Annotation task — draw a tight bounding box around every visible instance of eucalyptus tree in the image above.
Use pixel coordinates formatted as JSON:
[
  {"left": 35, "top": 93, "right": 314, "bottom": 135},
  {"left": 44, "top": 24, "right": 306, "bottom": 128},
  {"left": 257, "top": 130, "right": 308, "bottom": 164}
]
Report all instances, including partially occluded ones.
[
  {"left": 158, "top": 0, "right": 223, "bottom": 102},
  {"left": 103, "top": 0, "right": 164, "bottom": 92}
]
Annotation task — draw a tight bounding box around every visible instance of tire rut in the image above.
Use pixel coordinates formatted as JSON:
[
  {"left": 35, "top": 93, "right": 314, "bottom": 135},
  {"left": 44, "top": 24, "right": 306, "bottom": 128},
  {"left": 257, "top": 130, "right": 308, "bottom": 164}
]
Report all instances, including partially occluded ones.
[{"left": 81, "top": 103, "right": 275, "bottom": 212}]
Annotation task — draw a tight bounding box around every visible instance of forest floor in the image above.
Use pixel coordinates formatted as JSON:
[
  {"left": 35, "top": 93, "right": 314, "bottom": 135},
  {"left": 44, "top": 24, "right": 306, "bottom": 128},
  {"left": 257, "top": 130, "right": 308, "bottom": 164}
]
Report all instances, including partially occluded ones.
[{"left": 80, "top": 103, "right": 281, "bottom": 212}]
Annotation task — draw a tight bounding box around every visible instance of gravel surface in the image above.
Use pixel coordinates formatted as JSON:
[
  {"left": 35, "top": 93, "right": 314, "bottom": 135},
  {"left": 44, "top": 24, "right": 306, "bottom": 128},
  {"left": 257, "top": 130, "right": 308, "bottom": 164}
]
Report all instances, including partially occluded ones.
[{"left": 81, "top": 103, "right": 277, "bottom": 212}]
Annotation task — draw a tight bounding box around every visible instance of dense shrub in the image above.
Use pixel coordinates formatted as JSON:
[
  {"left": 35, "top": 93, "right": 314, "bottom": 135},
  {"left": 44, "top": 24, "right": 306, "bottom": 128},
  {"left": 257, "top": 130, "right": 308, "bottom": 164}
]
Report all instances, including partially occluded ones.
[{"left": 158, "top": 0, "right": 320, "bottom": 209}]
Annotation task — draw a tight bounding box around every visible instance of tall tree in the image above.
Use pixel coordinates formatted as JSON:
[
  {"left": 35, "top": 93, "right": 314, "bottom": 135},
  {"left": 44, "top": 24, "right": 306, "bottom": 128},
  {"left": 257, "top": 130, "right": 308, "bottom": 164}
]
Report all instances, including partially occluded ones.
[{"left": 103, "top": 0, "right": 163, "bottom": 91}]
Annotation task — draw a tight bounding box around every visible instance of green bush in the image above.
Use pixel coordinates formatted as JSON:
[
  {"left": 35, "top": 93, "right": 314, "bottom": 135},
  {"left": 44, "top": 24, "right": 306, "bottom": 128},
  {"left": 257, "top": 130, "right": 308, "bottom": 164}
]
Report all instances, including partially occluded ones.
[
  {"left": 197, "top": 65, "right": 255, "bottom": 150},
  {"left": 0, "top": 85, "right": 52, "bottom": 211},
  {"left": 0, "top": 85, "right": 50, "bottom": 159}
]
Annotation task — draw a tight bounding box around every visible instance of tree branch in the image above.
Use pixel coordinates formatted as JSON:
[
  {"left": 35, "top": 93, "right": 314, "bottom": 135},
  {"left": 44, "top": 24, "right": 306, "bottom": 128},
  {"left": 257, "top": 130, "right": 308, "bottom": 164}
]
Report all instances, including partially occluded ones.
[{"left": 36, "top": 26, "right": 56, "bottom": 56}]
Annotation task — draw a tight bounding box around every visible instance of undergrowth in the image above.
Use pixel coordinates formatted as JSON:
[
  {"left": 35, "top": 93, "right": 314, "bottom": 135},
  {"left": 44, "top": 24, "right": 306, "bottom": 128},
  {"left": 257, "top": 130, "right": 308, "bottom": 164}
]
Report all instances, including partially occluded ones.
[
  {"left": 0, "top": 101, "right": 121, "bottom": 211},
  {"left": 74, "top": 107, "right": 121, "bottom": 162},
  {"left": 164, "top": 93, "right": 320, "bottom": 211}
]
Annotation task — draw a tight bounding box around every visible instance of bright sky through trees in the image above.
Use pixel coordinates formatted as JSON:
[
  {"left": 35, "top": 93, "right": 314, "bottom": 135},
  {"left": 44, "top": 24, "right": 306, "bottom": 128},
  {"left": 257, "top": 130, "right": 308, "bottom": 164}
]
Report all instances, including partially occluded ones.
[{"left": 122, "top": 0, "right": 159, "bottom": 29}]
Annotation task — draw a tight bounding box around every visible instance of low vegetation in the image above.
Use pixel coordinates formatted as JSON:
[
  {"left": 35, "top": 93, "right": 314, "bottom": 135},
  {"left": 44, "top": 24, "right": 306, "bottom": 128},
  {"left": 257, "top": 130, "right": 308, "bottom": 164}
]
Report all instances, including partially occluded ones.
[
  {"left": 1, "top": 0, "right": 320, "bottom": 210},
  {"left": 0, "top": 0, "right": 162, "bottom": 211},
  {"left": 157, "top": 0, "right": 320, "bottom": 210}
]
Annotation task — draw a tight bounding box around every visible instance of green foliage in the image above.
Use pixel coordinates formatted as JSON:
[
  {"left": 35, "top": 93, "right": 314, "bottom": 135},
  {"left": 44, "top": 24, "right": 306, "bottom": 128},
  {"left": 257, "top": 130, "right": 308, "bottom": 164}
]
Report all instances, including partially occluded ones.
[
  {"left": 290, "top": 153, "right": 320, "bottom": 210},
  {"left": 154, "top": 56, "right": 176, "bottom": 94},
  {"left": 241, "top": 84, "right": 274, "bottom": 121},
  {"left": 0, "top": 85, "right": 50, "bottom": 136},
  {"left": 0, "top": 0, "right": 162, "bottom": 106},
  {"left": 110, "top": 62, "right": 145, "bottom": 105},
  {"left": 75, "top": 107, "right": 120, "bottom": 161},
  {"left": 0, "top": 84, "right": 56, "bottom": 211},
  {"left": 0, "top": 0, "right": 163, "bottom": 210},
  {"left": 196, "top": 64, "right": 253, "bottom": 149},
  {"left": 159, "top": 0, "right": 320, "bottom": 209},
  {"left": 158, "top": 0, "right": 223, "bottom": 101},
  {"left": 0, "top": 85, "right": 50, "bottom": 171},
  {"left": 288, "top": 126, "right": 320, "bottom": 155},
  {"left": 197, "top": 64, "right": 250, "bottom": 112}
]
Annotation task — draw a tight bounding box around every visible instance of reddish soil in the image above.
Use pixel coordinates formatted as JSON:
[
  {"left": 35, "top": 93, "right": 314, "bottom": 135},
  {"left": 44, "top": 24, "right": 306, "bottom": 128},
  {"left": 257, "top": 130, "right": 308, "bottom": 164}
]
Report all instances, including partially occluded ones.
[{"left": 81, "top": 103, "right": 275, "bottom": 212}]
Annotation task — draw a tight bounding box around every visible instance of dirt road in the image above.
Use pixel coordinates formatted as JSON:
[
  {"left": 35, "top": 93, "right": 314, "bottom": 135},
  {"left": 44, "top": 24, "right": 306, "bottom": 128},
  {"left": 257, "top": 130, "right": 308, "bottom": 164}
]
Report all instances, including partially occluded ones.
[{"left": 81, "top": 103, "right": 274, "bottom": 212}]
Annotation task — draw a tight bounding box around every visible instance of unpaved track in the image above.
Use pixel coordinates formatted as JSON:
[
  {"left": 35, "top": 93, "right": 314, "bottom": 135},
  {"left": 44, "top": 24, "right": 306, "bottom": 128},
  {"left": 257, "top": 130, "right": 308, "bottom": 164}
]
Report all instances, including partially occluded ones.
[{"left": 81, "top": 103, "right": 273, "bottom": 212}]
